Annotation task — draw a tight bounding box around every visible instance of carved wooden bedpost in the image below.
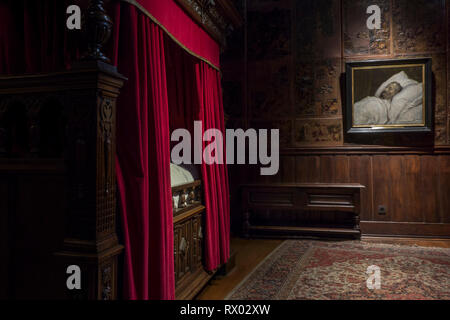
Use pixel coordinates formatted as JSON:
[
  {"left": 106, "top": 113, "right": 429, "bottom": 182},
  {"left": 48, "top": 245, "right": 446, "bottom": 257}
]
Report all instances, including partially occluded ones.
[{"left": 55, "top": 0, "right": 126, "bottom": 300}]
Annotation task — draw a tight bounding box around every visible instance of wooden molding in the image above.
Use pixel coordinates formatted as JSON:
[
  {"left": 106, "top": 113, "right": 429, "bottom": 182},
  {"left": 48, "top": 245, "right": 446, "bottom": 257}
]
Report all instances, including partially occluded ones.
[
  {"left": 216, "top": 0, "right": 243, "bottom": 28},
  {"left": 174, "top": 0, "right": 243, "bottom": 47},
  {"left": 361, "top": 221, "right": 450, "bottom": 238},
  {"left": 280, "top": 145, "right": 450, "bottom": 155}
]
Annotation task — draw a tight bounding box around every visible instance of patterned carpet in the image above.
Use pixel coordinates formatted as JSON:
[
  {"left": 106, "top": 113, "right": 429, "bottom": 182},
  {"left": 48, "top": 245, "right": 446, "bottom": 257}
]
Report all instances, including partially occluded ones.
[{"left": 226, "top": 240, "right": 450, "bottom": 300}]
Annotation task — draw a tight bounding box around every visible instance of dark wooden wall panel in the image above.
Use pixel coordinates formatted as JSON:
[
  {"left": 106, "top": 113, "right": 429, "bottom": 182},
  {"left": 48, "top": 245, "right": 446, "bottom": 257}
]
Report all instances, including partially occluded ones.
[
  {"left": 402, "top": 156, "right": 422, "bottom": 223},
  {"left": 420, "top": 155, "right": 441, "bottom": 223},
  {"left": 349, "top": 155, "right": 373, "bottom": 221},
  {"left": 372, "top": 155, "right": 397, "bottom": 222},
  {"left": 282, "top": 156, "right": 296, "bottom": 183},
  {"left": 227, "top": 151, "right": 450, "bottom": 236},
  {"left": 439, "top": 156, "right": 450, "bottom": 223},
  {"left": 295, "top": 156, "right": 320, "bottom": 183}
]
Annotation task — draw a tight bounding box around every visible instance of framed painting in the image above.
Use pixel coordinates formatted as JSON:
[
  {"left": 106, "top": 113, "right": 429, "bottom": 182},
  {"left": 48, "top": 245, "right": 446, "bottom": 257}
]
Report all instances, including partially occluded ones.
[{"left": 345, "top": 58, "right": 432, "bottom": 133}]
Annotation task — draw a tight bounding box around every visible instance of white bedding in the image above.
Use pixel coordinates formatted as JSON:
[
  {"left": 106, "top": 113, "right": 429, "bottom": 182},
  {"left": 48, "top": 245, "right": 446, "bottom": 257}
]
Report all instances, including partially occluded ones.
[
  {"left": 354, "top": 71, "right": 423, "bottom": 126},
  {"left": 170, "top": 163, "right": 195, "bottom": 187}
]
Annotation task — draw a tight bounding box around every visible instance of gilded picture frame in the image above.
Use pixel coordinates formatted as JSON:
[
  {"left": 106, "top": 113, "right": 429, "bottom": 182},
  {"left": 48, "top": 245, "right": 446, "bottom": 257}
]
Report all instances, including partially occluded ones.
[{"left": 345, "top": 58, "right": 432, "bottom": 134}]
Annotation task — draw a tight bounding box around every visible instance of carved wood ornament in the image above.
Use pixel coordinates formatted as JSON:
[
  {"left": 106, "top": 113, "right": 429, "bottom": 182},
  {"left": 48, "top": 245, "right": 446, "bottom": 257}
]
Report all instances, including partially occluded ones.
[{"left": 175, "top": 0, "right": 243, "bottom": 48}]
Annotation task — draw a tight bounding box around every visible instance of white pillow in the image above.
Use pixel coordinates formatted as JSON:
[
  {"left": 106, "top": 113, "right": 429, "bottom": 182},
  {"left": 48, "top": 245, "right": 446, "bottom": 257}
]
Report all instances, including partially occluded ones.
[{"left": 375, "top": 71, "right": 419, "bottom": 98}]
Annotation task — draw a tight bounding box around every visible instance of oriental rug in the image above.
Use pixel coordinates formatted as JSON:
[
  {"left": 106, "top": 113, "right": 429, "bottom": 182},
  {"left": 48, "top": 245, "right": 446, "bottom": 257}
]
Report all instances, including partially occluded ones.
[{"left": 226, "top": 240, "right": 450, "bottom": 300}]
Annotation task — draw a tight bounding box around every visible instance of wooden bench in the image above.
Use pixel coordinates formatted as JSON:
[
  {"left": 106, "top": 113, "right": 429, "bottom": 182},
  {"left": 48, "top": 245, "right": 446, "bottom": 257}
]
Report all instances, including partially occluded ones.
[{"left": 241, "top": 183, "right": 365, "bottom": 239}]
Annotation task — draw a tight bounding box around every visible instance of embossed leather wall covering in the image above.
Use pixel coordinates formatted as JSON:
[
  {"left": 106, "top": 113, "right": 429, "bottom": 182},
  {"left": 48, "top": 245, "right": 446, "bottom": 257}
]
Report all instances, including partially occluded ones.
[{"left": 222, "top": 0, "right": 450, "bottom": 237}]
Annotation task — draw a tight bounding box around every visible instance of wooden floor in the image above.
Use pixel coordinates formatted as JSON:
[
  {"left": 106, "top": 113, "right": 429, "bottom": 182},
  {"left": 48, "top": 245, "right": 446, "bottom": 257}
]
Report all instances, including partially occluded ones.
[
  {"left": 196, "top": 237, "right": 283, "bottom": 300},
  {"left": 196, "top": 236, "right": 450, "bottom": 300}
]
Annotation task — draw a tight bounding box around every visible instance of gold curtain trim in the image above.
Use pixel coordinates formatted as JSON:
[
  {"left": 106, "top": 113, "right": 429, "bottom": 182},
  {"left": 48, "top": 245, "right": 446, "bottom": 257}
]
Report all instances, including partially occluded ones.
[{"left": 119, "top": 0, "right": 221, "bottom": 71}]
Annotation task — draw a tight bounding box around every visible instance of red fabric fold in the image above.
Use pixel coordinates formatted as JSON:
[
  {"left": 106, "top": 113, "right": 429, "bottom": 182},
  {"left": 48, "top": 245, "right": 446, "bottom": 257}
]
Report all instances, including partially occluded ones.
[
  {"left": 111, "top": 0, "right": 230, "bottom": 299},
  {"left": 111, "top": 4, "right": 174, "bottom": 300},
  {"left": 196, "top": 62, "right": 231, "bottom": 270}
]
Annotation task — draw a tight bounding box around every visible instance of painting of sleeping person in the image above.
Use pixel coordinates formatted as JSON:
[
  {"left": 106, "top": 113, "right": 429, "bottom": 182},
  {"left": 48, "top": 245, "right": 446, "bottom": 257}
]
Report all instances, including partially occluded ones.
[{"left": 352, "top": 64, "right": 426, "bottom": 128}]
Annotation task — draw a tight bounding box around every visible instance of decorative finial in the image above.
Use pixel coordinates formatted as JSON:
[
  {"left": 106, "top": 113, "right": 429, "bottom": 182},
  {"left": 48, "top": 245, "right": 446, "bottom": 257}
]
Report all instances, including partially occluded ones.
[{"left": 83, "top": 0, "right": 112, "bottom": 63}]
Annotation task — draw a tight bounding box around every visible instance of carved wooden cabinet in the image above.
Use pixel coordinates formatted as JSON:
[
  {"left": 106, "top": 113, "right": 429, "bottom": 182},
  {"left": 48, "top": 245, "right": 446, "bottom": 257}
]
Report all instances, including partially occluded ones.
[
  {"left": 172, "top": 181, "right": 212, "bottom": 300},
  {"left": 242, "top": 183, "right": 364, "bottom": 240},
  {"left": 174, "top": 206, "right": 212, "bottom": 299},
  {"left": 0, "top": 61, "right": 126, "bottom": 299}
]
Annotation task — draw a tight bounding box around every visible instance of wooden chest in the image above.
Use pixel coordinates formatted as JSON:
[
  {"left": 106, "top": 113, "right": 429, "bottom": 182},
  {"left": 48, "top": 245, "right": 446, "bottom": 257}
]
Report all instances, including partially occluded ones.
[
  {"left": 172, "top": 181, "right": 212, "bottom": 299},
  {"left": 241, "top": 183, "right": 365, "bottom": 239}
]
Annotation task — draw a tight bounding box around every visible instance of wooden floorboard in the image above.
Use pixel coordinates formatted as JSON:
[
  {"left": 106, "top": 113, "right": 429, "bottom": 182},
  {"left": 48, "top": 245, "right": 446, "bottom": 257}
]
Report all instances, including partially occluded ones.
[{"left": 196, "top": 236, "right": 450, "bottom": 300}]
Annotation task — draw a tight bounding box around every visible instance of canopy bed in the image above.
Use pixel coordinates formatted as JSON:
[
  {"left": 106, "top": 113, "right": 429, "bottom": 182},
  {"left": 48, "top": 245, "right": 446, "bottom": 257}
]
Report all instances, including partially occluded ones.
[{"left": 0, "top": 0, "right": 241, "bottom": 300}]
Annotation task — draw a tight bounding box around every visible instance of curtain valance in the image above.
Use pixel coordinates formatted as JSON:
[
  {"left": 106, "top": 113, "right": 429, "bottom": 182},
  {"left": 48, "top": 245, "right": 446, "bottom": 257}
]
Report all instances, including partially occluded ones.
[{"left": 122, "top": 0, "right": 221, "bottom": 70}]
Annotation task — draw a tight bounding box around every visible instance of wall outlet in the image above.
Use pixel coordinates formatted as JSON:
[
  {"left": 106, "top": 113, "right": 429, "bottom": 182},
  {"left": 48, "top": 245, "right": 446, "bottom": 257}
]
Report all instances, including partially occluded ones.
[{"left": 378, "top": 205, "right": 387, "bottom": 215}]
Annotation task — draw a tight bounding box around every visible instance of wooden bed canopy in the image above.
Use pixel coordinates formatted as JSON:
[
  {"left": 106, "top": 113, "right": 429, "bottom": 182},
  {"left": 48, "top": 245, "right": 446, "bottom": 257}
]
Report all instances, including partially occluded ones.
[{"left": 0, "top": 0, "right": 242, "bottom": 300}]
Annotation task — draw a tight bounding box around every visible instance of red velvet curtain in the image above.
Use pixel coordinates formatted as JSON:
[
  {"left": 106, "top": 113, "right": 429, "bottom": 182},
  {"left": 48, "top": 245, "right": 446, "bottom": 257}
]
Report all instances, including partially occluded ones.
[
  {"left": 165, "top": 42, "right": 231, "bottom": 271},
  {"left": 196, "top": 62, "right": 231, "bottom": 270},
  {"left": 165, "top": 39, "right": 199, "bottom": 135},
  {"left": 111, "top": 3, "right": 174, "bottom": 300}
]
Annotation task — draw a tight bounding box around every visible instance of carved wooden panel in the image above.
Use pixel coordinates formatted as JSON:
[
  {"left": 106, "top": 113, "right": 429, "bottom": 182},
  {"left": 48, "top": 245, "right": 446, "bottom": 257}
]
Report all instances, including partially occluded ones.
[
  {"left": 223, "top": 81, "right": 243, "bottom": 118},
  {"left": 179, "top": 219, "right": 192, "bottom": 280},
  {"left": 192, "top": 214, "right": 203, "bottom": 267},
  {"left": 0, "top": 94, "right": 65, "bottom": 158},
  {"left": 250, "top": 190, "right": 294, "bottom": 205},
  {"left": 343, "top": 0, "right": 391, "bottom": 57},
  {"left": 100, "top": 261, "right": 113, "bottom": 300},
  {"left": 448, "top": 1, "right": 450, "bottom": 145},
  {"left": 65, "top": 90, "right": 97, "bottom": 240},
  {"left": 172, "top": 181, "right": 202, "bottom": 216},
  {"left": 174, "top": 225, "right": 181, "bottom": 283},
  {"left": 294, "top": 60, "right": 316, "bottom": 116},
  {"left": 248, "top": 58, "right": 292, "bottom": 119},
  {"left": 247, "top": 5, "right": 291, "bottom": 60},
  {"left": 294, "top": 119, "right": 343, "bottom": 146},
  {"left": 432, "top": 54, "right": 447, "bottom": 145},
  {"left": 250, "top": 120, "right": 292, "bottom": 148},
  {"left": 0, "top": 62, "right": 125, "bottom": 299},
  {"left": 448, "top": 118, "right": 450, "bottom": 145},
  {"left": 294, "top": 58, "right": 341, "bottom": 117},
  {"left": 393, "top": 0, "right": 446, "bottom": 54},
  {"left": 173, "top": 205, "right": 208, "bottom": 299},
  {"left": 175, "top": 0, "right": 243, "bottom": 47},
  {"left": 97, "top": 93, "right": 117, "bottom": 236},
  {"left": 436, "top": 116, "right": 447, "bottom": 145},
  {"left": 295, "top": 0, "right": 342, "bottom": 59},
  {"left": 432, "top": 54, "right": 448, "bottom": 117}
]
